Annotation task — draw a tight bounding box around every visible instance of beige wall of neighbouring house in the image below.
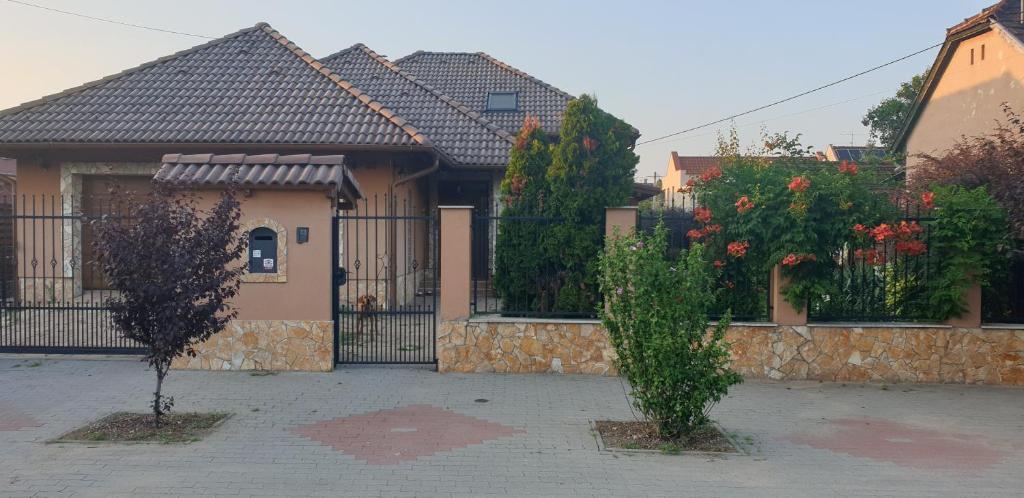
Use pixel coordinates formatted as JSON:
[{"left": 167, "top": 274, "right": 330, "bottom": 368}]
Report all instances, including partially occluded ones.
[
  {"left": 662, "top": 153, "right": 685, "bottom": 209},
  {"left": 906, "top": 26, "right": 1024, "bottom": 172}
]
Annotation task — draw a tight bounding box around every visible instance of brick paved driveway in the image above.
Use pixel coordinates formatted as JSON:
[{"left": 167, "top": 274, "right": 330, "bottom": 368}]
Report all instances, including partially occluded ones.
[{"left": 1, "top": 358, "right": 1022, "bottom": 497}]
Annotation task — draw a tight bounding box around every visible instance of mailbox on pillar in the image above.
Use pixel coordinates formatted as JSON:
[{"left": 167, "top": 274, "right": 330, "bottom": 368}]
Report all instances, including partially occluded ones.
[{"left": 249, "top": 227, "right": 277, "bottom": 273}]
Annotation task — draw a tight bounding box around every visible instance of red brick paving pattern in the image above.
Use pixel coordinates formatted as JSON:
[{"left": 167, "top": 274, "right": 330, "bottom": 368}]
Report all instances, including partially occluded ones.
[
  {"left": 784, "top": 417, "right": 1005, "bottom": 472},
  {"left": 293, "top": 404, "right": 525, "bottom": 464},
  {"left": 0, "top": 406, "right": 43, "bottom": 431}
]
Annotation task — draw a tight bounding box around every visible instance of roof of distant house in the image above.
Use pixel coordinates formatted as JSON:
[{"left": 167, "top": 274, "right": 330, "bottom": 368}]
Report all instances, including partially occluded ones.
[
  {"left": 948, "top": 0, "right": 1024, "bottom": 41},
  {"left": 668, "top": 153, "right": 723, "bottom": 175},
  {"left": 156, "top": 153, "right": 363, "bottom": 203},
  {"left": 0, "top": 24, "right": 427, "bottom": 147},
  {"left": 895, "top": 0, "right": 1024, "bottom": 150},
  {"left": 668, "top": 151, "right": 897, "bottom": 177},
  {"left": 395, "top": 51, "right": 575, "bottom": 135},
  {"left": 825, "top": 145, "right": 888, "bottom": 162},
  {"left": 321, "top": 44, "right": 514, "bottom": 167}
]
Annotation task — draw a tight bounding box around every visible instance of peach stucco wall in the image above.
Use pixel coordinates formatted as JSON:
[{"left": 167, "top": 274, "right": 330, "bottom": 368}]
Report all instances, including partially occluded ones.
[
  {"left": 193, "top": 189, "right": 334, "bottom": 321},
  {"left": 906, "top": 26, "right": 1024, "bottom": 171}
]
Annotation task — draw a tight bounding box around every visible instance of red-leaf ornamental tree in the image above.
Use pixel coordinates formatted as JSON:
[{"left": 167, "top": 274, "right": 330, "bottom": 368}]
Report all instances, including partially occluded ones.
[{"left": 91, "top": 185, "right": 246, "bottom": 425}]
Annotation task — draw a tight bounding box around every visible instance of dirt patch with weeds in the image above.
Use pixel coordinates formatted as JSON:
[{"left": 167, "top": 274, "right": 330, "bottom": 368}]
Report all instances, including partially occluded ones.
[
  {"left": 55, "top": 412, "right": 228, "bottom": 444},
  {"left": 594, "top": 420, "right": 737, "bottom": 454}
]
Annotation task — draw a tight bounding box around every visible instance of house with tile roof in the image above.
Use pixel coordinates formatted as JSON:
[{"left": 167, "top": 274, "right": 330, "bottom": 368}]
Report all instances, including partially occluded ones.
[
  {"left": 0, "top": 22, "right": 627, "bottom": 292},
  {"left": 895, "top": 0, "right": 1024, "bottom": 172}
]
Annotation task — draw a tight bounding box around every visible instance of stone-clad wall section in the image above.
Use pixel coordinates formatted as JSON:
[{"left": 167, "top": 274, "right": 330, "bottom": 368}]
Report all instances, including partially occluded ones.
[
  {"left": 726, "top": 325, "right": 1024, "bottom": 385},
  {"left": 438, "top": 320, "right": 618, "bottom": 375},
  {"left": 172, "top": 320, "right": 333, "bottom": 372},
  {"left": 440, "top": 319, "right": 1024, "bottom": 385}
]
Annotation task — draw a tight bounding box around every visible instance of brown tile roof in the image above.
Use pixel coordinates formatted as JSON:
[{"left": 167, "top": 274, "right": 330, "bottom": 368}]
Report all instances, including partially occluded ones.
[
  {"left": 949, "top": 0, "right": 1024, "bottom": 40},
  {"left": 669, "top": 153, "right": 722, "bottom": 175},
  {"left": 394, "top": 51, "right": 574, "bottom": 135},
  {"left": 669, "top": 152, "right": 898, "bottom": 177},
  {"left": 0, "top": 24, "right": 428, "bottom": 148},
  {"left": 321, "top": 44, "right": 514, "bottom": 167},
  {"left": 156, "top": 153, "right": 363, "bottom": 201}
]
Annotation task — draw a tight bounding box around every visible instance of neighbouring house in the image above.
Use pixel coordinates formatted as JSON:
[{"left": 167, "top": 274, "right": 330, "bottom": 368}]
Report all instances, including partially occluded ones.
[
  {"left": 661, "top": 153, "right": 720, "bottom": 210},
  {"left": 895, "top": 0, "right": 1024, "bottom": 172}
]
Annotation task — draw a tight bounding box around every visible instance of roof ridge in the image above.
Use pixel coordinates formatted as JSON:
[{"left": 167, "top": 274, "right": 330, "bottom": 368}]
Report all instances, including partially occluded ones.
[
  {"left": 473, "top": 52, "right": 575, "bottom": 100},
  {"left": 258, "top": 26, "right": 431, "bottom": 147},
  {"left": 394, "top": 50, "right": 476, "bottom": 65},
  {"left": 0, "top": 23, "right": 267, "bottom": 118},
  {"left": 343, "top": 44, "right": 515, "bottom": 144}
]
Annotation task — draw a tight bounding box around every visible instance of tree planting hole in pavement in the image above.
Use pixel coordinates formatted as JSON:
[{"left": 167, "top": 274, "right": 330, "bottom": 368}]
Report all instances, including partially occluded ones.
[
  {"left": 595, "top": 420, "right": 737, "bottom": 454},
  {"left": 55, "top": 412, "right": 229, "bottom": 444}
]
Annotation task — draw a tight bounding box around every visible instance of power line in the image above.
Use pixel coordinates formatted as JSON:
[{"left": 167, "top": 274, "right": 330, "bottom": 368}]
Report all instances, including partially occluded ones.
[
  {"left": 5, "top": 0, "right": 217, "bottom": 39},
  {"left": 636, "top": 42, "right": 943, "bottom": 147},
  {"left": 658, "top": 89, "right": 891, "bottom": 147}
]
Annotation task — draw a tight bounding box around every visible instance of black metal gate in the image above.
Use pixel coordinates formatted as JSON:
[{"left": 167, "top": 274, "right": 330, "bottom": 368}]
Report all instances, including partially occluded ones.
[
  {"left": 0, "top": 194, "right": 144, "bottom": 354},
  {"left": 333, "top": 195, "right": 437, "bottom": 365}
]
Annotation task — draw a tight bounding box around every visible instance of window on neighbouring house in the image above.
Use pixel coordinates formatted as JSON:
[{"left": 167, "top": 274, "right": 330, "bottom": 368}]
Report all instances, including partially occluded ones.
[
  {"left": 486, "top": 92, "right": 518, "bottom": 111},
  {"left": 981, "top": 44, "right": 986, "bottom": 61},
  {"left": 970, "top": 48, "right": 975, "bottom": 65}
]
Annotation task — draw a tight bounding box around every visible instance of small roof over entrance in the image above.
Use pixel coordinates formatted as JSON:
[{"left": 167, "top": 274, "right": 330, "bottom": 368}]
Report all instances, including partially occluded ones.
[{"left": 155, "top": 153, "right": 363, "bottom": 207}]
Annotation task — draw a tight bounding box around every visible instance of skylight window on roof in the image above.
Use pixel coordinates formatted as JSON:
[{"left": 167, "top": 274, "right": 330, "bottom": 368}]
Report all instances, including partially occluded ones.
[{"left": 486, "top": 92, "right": 518, "bottom": 111}]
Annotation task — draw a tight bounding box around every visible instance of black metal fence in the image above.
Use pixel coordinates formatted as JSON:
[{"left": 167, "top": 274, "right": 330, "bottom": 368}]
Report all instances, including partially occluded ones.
[
  {"left": 334, "top": 195, "right": 437, "bottom": 364},
  {"left": 0, "top": 194, "right": 144, "bottom": 354},
  {"left": 638, "top": 210, "right": 771, "bottom": 322},
  {"left": 983, "top": 245, "right": 1024, "bottom": 324},
  {"left": 809, "top": 215, "right": 934, "bottom": 323},
  {"left": 471, "top": 215, "right": 600, "bottom": 319}
]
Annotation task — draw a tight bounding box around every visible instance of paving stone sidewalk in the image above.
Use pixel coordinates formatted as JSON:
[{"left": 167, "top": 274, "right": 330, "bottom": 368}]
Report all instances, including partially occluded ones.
[{"left": 1, "top": 358, "right": 1022, "bottom": 497}]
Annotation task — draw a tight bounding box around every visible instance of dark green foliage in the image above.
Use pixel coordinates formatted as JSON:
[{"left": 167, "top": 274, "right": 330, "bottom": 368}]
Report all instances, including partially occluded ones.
[
  {"left": 544, "top": 95, "right": 638, "bottom": 312},
  {"left": 493, "top": 117, "right": 555, "bottom": 312},
  {"left": 599, "top": 226, "right": 742, "bottom": 437},
  {"left": 863, "top": 71, "right": 927, "bottom": 150},
  {"left": 694, "top": 154, "right": 895, "bottom": 312},
  {"left": 925, "top": 185, "right": 1010, "bottom": 320}
]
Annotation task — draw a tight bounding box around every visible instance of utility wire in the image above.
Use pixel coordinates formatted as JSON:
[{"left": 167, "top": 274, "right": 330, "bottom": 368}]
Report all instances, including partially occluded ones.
[
  {"left": 658, "top": 89, "right": 892, "bottom": 146},
  {"left": 636, "top": 42, "right": 943, "bottom": 146},
  {"left": 5, "top": 0, "right": 217, "bottom": 39}
]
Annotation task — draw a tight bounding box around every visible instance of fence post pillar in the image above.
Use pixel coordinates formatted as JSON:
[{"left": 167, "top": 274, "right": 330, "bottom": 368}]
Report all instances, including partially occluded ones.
[
  {"left": 439, "top": 206, "right": 473, "bottom": 321},
  {"left": 605, "top": 206, "right": 638, "bottom": 240},
  {"left": 946, "top": 282, "right": 982, "bottom": 328},
  {"left": 771, "top": 265, "right": 807, "bottom": 326}
]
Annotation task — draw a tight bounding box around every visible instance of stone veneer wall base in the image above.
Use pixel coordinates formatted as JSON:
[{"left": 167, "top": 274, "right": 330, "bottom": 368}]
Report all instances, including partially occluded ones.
[
  {"left": 439, "top": 319, "right": 1024, "bottom": 385},
  {"left": 438, "top": 319, "right": 618, "bottom": 375},
  {"left": 171, "top": 319, "right": 333, "bottom": 372}
]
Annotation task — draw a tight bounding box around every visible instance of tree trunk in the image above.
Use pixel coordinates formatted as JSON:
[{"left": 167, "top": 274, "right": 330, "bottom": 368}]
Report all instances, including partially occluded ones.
[{"left": 153, "top": 365, "right": 166, "bottom": 427}]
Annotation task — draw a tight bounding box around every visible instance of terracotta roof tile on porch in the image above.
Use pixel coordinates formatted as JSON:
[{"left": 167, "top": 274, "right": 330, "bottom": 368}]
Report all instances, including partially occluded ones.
[
  {"left": 156, "top": 153, "right": 363, "bottom": 202},
  {"left": 0, "top": 24, "right": 428, "bottom": 148}
]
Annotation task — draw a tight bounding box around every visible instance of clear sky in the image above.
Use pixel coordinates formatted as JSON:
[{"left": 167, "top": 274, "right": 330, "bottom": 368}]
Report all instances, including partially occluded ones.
[{"left": 0, "top": 0, "right": 995, "bottom": 181}]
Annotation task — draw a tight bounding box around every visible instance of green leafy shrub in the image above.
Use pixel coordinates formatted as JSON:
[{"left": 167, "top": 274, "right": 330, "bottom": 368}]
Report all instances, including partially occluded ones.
[
  {"left": 924, "top": 185, "right": 1010, "bottom": 320},
  {"left": 544, "top": 95, "right": 638, "bottom": 313},
  {"left": 493, "top": 117, "right": 555, "bottom": 312},
  {"left": 599, "top": 225, "right": 742, "bottom": 437},
  {"left": 692, "top": 152, "right": 895, "bottom": 312}
]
